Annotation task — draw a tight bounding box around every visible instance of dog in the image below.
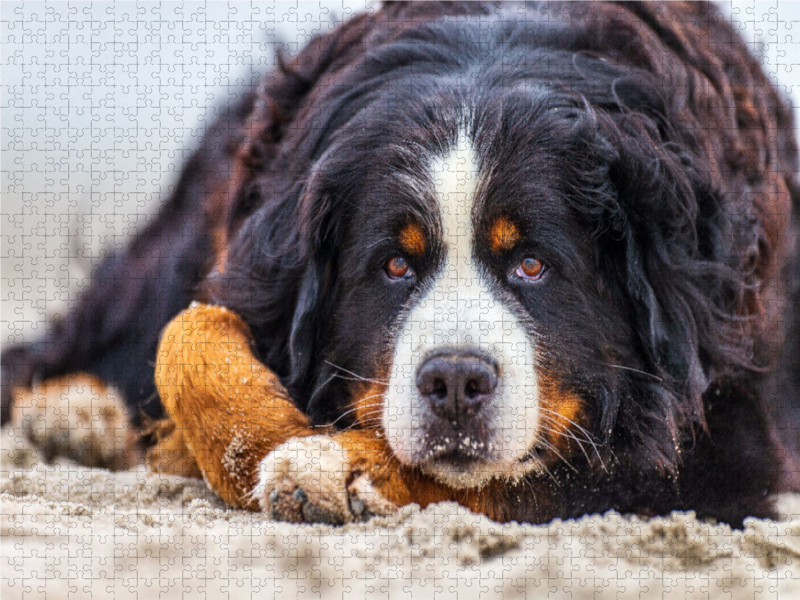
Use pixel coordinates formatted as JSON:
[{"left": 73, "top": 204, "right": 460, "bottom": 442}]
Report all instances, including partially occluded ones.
[{"left": 3, "top": 1, "right": 800, "bottom": 528}]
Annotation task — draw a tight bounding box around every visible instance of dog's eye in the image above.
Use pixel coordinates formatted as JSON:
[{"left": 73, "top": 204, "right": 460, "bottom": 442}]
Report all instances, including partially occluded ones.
[
  {"left": 385, "top": 256, "right": 414, "bottom": 279},
  {"left": 514, "top": 257, "right": 546, "bottom": 281}
]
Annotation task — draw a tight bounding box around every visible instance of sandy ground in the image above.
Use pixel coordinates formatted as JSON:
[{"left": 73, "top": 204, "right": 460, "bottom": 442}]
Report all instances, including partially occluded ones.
[{"left": 2, "top": 427, "right": 800, "bottom": 600}]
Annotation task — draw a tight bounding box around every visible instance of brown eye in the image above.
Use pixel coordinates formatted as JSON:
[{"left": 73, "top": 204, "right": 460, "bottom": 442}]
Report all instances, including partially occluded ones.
[
  {"left": 385, "top": 256, "right": 413, "bottom": 279},
  {"left": 515, "top": 257, "right": 545, "bottom": 280}
]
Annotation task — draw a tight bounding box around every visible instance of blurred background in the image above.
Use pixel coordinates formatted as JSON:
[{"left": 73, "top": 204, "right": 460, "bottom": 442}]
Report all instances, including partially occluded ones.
[{"left": 3, "top": 1, "right": 800, "bottom": 349}]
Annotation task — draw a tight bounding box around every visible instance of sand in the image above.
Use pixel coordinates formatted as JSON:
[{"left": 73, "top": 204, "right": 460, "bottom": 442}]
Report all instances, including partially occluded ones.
[{"left": 2, "top": 426, "right": 800, "bottom": 600}]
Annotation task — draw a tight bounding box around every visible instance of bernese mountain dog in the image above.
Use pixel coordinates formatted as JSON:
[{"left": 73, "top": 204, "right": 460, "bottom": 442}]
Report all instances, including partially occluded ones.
[{"left": 3, "top": 1, "right": 800, "bottom": 528}]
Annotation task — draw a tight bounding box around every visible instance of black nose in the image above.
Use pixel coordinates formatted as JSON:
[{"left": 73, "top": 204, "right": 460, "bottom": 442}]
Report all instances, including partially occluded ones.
[{"left": 416, "top": 351, "right": 498, "bottom": 423}]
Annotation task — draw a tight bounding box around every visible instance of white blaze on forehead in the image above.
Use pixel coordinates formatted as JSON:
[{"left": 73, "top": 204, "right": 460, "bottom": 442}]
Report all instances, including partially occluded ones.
[
  {"left": 433, "top": 133, "right": 478, "bottom": 283},
  {"left": 383, "top": 128, "right": 540, "bottom": 482}
]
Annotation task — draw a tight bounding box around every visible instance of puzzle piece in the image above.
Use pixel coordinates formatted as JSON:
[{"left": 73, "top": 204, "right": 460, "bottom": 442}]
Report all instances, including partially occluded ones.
[{"left": 3, "top": 2, "right": 800, "bottom": 599}]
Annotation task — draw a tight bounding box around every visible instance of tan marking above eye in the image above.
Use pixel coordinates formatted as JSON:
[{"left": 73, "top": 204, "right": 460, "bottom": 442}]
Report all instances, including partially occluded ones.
[
  {"left": 399, "top": 222, "right": 426, "bottom": 256},
  {"left": 489, "top": 217, "right": 521, "bottom": 253}
]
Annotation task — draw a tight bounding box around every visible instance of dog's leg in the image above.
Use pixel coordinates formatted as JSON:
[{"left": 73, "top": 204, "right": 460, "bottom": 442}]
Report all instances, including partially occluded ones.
[
  {"left": 144, "top": 419, "right": 204, "bottom": 478},
  {"left": 154, "top": 303, "right": 315, "bottom": 507},
  {"left": 253, "top": 380, "right": 469, "bottom": 523}
]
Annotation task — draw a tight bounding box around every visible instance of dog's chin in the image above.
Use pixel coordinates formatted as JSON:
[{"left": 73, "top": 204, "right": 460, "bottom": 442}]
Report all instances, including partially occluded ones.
[{"left": 419, "top": 452, "right": 544, "bottom": 490}]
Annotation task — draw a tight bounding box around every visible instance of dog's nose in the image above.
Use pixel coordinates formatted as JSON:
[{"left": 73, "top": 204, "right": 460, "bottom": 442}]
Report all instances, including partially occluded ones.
[{"left": 416, "top": 351, "right": 498, "bottom": 422}]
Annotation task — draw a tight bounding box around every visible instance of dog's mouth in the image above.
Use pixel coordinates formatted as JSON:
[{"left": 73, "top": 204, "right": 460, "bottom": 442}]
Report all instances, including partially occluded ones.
[
  {"left": 419, "top": 450, "right": 494, "bottom": 489},
  {"left": 419, "top": 452, "right": 543, "bottom": 489},
  {"left": 425, "top": 449, "right": 483, "bottom": 470},
  {"left": 415, "top": 430, "right": 494, "bottom": 463},
  {"left": 423, "top": 443, "right": 542, "bottom": 468},
  {"left": 414, "top": 434, "right": 544, "bottom": 489}
]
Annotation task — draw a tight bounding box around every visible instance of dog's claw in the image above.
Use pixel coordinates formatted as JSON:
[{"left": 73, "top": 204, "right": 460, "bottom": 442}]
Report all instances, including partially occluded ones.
[{"left": 255, "top": 435, "right": 396, "bottom": 525}]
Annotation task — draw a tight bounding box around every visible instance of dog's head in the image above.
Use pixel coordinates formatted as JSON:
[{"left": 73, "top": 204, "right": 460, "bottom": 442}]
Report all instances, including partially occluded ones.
[{"left": 214, "top": 3, "right": 778, "bottom": 489}]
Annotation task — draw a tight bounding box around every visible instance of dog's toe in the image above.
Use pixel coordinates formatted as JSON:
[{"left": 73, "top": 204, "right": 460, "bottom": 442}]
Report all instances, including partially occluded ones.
[{"left": 255, "top": 435, "right": 396, "bottom": 524}]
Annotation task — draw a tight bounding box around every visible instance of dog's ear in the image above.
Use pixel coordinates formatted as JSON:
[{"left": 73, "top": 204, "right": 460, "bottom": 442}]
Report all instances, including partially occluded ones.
[
  {"left": 609, "top": 143, "right": 728, "bottom": 398},
  {"left": 287, "top": 254, "right": 351, "bottom": 424},
  {"left": 224, "top": 13, "right": 375, "bottom": 235},
  {"left": 283, "top": 174, "right": 350, "bottom": 421},
  {"left": 287, "top": 257, "right": 328, "bottom": 396}
]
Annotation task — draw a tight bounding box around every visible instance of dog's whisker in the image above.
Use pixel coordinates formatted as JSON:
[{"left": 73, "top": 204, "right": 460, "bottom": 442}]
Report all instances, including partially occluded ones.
[
  {"left": 541, "top": 408, "right": 608, "bottom": 473},
  {"left": 537, "top": 423, "right": 594, "bottom": 466},
  {"left": 322, "top": 405, "right": 366, "bottom": 428},
  {"left": 324, "top": 361, "right": 389, "bottom": 385},
  {"left": 364, "top": 236, "right": 393, "bottom": 250},
  {"left": 540, "top": 427, "right": 594, "bottom": 452},
  {"left": 606, "top": 364, "right": 663, "bottom": 382},
  {"left": 534, "top": 438, "right": 579, "bottom": 473},
  {"left": 537, "top": 408, "right": 601, "bottom": 445},
  {"left": 537, "top": 412, "right": 597, "bottom": 446},
  {"left": 332, "top": 374, "right": 387, "bottom": 385},
  {"left": 336, "top": 414, "right": 385, "bottom": 432},
  {"left": 538, "top": 410, "right": 608, "bottom": 471},
  {"left": 343, "top": 393, "right": 386, "bottom": 405},
  {"left": 353, "top": 405, "right": 384, "bottom": 414},
  {"left": 307, "top": 372, "right": 338, "bottom": 406},
  {"left": 353, "top": 409, "right": 384, "bottom": 421},
  {"left": 319, "top": 399, "right": 386, "bottom": 429},
  {"left": 348, "top": 410, "right": 381, "bottom": 426}
]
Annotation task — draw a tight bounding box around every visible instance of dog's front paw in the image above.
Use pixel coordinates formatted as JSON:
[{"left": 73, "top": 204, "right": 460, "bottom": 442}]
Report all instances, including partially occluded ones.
[{"left": 254, "top": 435, "right": 396, "bottom": 524}]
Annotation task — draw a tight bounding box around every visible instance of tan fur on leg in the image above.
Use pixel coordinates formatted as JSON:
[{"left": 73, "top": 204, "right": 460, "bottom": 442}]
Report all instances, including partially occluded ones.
[
  {"left": 154, "top": 303, "right": 322, "bottom": 508},
  {"left": 144, "top": 420, "right": 203, "bottom": 478}
]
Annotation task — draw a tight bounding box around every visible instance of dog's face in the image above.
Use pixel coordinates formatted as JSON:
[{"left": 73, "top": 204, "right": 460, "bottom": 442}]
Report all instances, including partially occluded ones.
[{"left": 299, "top": 92, "right": 637, "bottom": 489}]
